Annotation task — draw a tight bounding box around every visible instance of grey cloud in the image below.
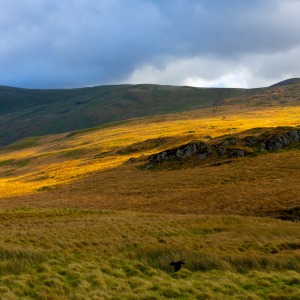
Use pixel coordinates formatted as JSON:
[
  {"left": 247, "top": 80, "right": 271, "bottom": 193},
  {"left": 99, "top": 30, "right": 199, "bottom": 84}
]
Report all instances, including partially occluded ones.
[{"left": 0, "top": 0, "right": 299, "bottom": 88}]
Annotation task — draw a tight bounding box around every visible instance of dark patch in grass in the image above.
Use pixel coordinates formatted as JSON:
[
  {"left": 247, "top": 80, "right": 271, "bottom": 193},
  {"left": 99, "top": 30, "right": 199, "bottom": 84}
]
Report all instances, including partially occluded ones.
[
  {"left": 0, "top": 158, "right": 30, "bottom": 169},
  {"left": 62, "top": 149, "right": 85, "bottom": 158},
  {"left": 94, "top": 151, "right": 113, "bottom": 158},
  {"left": 37, "top": 185, "right": 58, "bottom": 192},
  {"left": 5, "top": 136, "right": 40, "bottom": 150},
  {"left": 117, "top": 137, "right": 175, "bottom": 155},
  {"left": 278, "top": 242, "right": 300, "bottom": 251},
  {"left": 0, "top": 159, "right": 13, "bottom": 167},
  {"left": 274, "top": 207, "right": 300, "bottom": 222},
  {"left": 65, "top": 119, "right": 130, "bottom": 138},
  {"left": 0, "top": 246, "right": 48, "bottom": 275},
  {"left": 190, "top": 227, "right": 227, "bottom": 236},
  {"left": 15, "top": 159, "right": 30, "bottom": 168},
  {"left": 210, "top": 160, "right": 235, "bottom": 167}
]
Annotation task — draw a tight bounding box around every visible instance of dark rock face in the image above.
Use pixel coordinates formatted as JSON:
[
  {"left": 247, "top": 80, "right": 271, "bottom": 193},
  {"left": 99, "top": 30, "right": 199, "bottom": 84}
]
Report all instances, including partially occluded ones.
[
  {"left": 217, "top": 146, "right": 227, "bottom": 156},
  {"left": 148, "top": 127, "right": 300, "bottom": 164},
  {"left": 220, "top": 137, "right": 237, "bottom": 146},
  {"left": 263, "top": 129, "right": 300, "bottom": 151},
  {"left": 150, "top": 141, "right": 211, "bottom": 162},
  {"left": 243, "top": 136, "right": 258, "bottom": 147},
  {"left": 288, "top": 129, "right": 300, "bottom": 142},
  {"left": 228, "top": 149, "right": 245, "bottom": 158}
]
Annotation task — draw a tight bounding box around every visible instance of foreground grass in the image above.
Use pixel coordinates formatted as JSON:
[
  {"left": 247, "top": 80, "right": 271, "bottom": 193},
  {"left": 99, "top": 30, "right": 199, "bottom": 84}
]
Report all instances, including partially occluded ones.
[{"left": 0, "top": 209, "right": 299, "bottom": 299}]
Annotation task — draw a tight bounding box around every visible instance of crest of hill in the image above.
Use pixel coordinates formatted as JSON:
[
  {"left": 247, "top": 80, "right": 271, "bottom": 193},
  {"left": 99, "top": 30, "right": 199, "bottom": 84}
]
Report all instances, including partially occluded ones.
[
  {"left": 220, "top": 78, "right": 300, "bottom": 106},
  {"left": 270, "top": 78, "right": 300, "bottom": 87}
]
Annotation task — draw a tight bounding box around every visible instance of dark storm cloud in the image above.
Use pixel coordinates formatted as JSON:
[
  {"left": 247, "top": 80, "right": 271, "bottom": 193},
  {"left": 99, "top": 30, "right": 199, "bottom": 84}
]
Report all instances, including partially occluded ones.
[{"left": 0, "top": 0, "right": 300, "bottom": 88}]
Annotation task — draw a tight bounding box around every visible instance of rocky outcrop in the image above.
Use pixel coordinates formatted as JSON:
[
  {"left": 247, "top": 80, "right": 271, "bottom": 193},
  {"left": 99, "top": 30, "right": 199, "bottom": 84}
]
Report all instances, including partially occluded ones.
[
  {"left": 242, "top": 136, "right": 258, "bottom": 147},
  {"left": 263, "top": 129, "right": 300, "bottom": 151},
  {"left": 150, "top": 141, "right": 211, "bottom": 163},
  {"left": 148, "top": 127, "right": 300, "bottom": 164}
]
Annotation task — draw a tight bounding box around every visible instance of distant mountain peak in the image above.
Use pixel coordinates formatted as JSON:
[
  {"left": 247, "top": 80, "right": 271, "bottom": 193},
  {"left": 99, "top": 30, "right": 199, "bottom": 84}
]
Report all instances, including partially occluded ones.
[{"left": 270, "top": 78, "right": 300, "bottom": 87}]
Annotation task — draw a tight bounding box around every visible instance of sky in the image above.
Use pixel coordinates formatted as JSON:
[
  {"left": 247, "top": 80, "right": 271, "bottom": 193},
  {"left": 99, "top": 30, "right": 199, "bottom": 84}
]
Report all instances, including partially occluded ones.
[{"left": 1, "top": 0, "right": 300, "bottom": 89}]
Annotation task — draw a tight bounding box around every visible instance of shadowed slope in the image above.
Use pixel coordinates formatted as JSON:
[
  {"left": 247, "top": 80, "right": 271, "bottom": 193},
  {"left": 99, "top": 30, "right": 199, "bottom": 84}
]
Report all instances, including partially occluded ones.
[
  {"left": 1, "top": 78, "right": 299, "bottom": 146},
  {"left": 0, "top": 84, "right": 246, "bottom": 146}
]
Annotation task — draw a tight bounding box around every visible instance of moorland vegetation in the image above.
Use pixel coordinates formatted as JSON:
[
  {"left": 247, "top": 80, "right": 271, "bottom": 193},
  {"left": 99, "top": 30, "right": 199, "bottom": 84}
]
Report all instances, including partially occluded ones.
[{"left": 0, "top": 79, "right": 299, "bottom": 299}]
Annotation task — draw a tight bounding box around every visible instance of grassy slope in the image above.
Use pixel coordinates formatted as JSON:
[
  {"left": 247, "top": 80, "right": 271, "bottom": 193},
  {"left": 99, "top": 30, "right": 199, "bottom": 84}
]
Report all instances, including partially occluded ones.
[
  {"left": 0, "top": 82, "right": 299, "bottom": 299},
  {"left": 1, "top": 79, "right": 299, "bottom": 147},
  {"left": 221, "top": 82, "right": 300, "bottom": 107},
  {"left": 0, "top": 104, "right": 299, "bottom": 217},
  {"left": 0, "top": 209, "right": 299, "bottom": 299},
  {"left": 0, "top": 84, "right": 246, "bottom": 146}
]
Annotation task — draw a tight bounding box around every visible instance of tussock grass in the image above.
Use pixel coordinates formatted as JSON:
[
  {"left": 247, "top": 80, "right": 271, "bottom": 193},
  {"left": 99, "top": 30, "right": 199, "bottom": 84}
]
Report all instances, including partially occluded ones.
[
  {"left": 136, "top": 248, "right": 300, "bottom": 273},
  {"left": 0, "top": 209, "right": 298, "bottom": 299},
  {"left": 0, "top": 247, "right": 47, "bottom": 275}
]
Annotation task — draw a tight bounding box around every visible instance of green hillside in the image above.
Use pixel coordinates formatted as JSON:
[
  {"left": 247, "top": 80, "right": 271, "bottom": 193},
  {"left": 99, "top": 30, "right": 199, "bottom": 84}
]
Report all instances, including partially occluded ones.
[
  {"left": 0, "top": 84, "right": 246, "bottom": 146},
  {"left": 1, "top": 79, "right": 300, "bottom": 146}
]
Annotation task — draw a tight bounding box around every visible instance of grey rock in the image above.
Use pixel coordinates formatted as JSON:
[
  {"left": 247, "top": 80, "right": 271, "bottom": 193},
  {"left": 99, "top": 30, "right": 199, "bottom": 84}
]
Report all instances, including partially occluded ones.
[
  {"left": 264, "top": 130, "right": 300, "bottom": 151},
  {"left": 150, "top": 141, "right": 211, "bottom": 162},
  {"left": 243, "top": 136, "right": 258, "bottom": 147},
  {"left": 228, "top": 149, "right": 245, "bottom": 158},
  {"left": 287, "top": 129, "right": 300, "bottom": 142},
  {"left": 221, "top": 137, "right": 238, "bottom": 146},
  {"left": 217, "top": 147, "right": 227, "bottom": 156},
  {"left": 260, "top": 142, "right": 266, "bottom": 150}
]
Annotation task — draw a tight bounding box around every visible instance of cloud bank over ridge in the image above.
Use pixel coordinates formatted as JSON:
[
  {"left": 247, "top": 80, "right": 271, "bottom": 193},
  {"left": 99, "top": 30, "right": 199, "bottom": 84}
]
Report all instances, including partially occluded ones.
[{"left": 1, "top": 0, "right": 300, "bottom": 88}]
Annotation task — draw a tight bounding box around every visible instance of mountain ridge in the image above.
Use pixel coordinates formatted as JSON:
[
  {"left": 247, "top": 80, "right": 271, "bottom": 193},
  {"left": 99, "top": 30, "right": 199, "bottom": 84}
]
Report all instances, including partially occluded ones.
[{"left": 270, "top": 77, "right": 300, "bottom": 87}]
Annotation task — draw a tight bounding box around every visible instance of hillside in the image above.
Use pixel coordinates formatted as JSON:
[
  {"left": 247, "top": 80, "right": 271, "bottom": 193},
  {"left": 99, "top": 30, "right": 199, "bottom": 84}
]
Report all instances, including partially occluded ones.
[
  {"left": 0, "top": 101, "right": 299, "bottom": 218},
  {"left": 0, "top": 78, "right": 299, "bottom": 216},
  {"left": 0, "top": 80, "right": 299, "bottom": 299},
  {"left": 220, "top": 79, "right": 300, "bottom": 106},
  {"left": 1, "top": 78, "right": 300, "bottom": 147},
  {"left": 0, "top": 84, "right": 246, "bottom": 146}
]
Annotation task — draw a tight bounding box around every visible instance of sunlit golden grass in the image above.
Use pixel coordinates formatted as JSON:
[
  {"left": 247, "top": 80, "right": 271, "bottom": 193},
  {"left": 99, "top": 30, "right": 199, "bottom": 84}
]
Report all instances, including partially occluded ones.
[
  {"left": 0, "top": 209, "right": 298, "bottom": 299},
  {"left": 0, "top": 105, "right": 299, "bottom": 199},
  {"left": 3, "top": 147, "right": 298, "bottom": 220}
]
